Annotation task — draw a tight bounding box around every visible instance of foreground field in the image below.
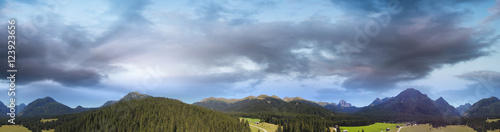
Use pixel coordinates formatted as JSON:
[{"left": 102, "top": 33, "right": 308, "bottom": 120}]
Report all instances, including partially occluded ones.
[
  {"left": 400, "top": 124, "right": 474, "bottom": 132},
  {"left": 335, "top": 123, "right": 404, "bottom": 132},
  {"left": 0, "top": 125, "right": 54, "bottom": 132},
  {"left": 241, "top": 117, "right": 278, "bottom": 132},
  {"left": 0, "top": 125, "right": 31, "bottom": 132}
]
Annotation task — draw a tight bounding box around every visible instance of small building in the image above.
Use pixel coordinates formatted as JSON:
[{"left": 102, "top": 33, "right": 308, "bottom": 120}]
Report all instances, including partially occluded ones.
[
  {"left": 386, "top": 128, "right": 390, "bottom": 131},
  {"left": 396, "top": 125, "right": 400, "bottom": 128},
  {"left": 255, "top": 122, "right": 260, "bottom": 124}
]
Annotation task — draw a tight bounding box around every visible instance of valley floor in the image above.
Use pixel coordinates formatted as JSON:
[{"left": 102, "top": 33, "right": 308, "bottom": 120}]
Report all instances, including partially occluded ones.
[
  {"left": 399, "top": 124, "right": 474, "bottom": 132},
  {"left": 0, "top": 125, "right": 54, "bottom": 132},
  {"left": 334, "top": 123, "right": 404, "bottom": 132},
  {"left": 241, "top": 117, "right": 278, "bottom": 132}
]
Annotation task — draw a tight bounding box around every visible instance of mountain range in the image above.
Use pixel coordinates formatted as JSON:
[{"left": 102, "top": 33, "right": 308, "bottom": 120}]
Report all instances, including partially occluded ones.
[
  {"left": 356, "top": 88, "right": 461, "bottom": 120},
  {"left": 193, "top": 95, "right": 335, "bottom": 116},
  {"left": 3, "top": 88, "right": 499, "bottom": 120}
]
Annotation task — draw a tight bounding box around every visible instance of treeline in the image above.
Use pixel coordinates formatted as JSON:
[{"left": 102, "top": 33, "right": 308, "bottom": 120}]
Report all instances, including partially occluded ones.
[
  {"left": 55, "top": 97, "right": 251, "bottom": 132},
  {"left": 417, "top": 116, "right": 500, "bottom": 132},
  {"left": 231, "top": 112, "right": 375, "bottom": 132}
]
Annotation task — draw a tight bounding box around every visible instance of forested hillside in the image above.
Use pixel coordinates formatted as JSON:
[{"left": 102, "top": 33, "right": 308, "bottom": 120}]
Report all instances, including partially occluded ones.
[{"left": 55, "top": 97, "right": 251, "bottom": 132}]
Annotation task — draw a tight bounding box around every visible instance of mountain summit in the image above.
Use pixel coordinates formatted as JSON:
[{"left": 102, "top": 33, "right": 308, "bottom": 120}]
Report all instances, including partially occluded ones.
[
  {"left": 357, "top": 88, "right": 445, "bottom": 119},
  {"left": 434, "top": 97, "right": 460, "bottom": 117},
  {"left": 101, "top": 92, "right": 152, "bottom": 107},
  {"left": 120, "top": 92, "right": 152, "bottom": 101},
  {"left": 19, "top": 97, "right": 73, "bottom": 117}
]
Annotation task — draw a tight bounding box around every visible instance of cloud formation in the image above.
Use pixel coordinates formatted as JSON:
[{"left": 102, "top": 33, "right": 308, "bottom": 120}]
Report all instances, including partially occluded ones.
[{"left": 1, "top": 0, "right": 498, "bottom": 93}]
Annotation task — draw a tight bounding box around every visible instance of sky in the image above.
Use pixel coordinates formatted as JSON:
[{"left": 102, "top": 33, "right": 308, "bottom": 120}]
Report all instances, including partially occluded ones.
[{"left": 0, "top": 0, "right": 499, "bottom": 108}]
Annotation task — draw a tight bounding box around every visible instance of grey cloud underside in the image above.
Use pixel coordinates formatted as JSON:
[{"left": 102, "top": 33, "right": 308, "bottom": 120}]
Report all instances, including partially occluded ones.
[
  {"left": 0, "top": 0, "right": 153, "bottom": 87},
  {"left": 1, "top": 0, "right": 498, "bottom": 90},
  {"left": 182, "top": 0, "right": 498, "bottom": 89}
]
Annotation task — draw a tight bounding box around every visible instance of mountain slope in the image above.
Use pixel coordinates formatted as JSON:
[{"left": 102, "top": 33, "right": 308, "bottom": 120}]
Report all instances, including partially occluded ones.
[
  {"left": 464, "top": 97, "right": 500, "bottom": 117},
  {"left": 16, "top": 103, "right": 26, "bottom": 114},
  {"left": 456, "top": 103, "right": 471, "bottom": 116},
  {"left": 19, "top": 97, "right": 74, "bottom": 117},
  {"left": 0, "top": 101, "right": 9, "bottom": 117},
  {"left": 369, "top": 97, "right": 392, "bottom": 106},
  {"left": 56, "top": 97, "right": 251, "bottom": 132},
  {"left": 434, "top": 97, "right": 460, "bottom": 117},
  {"left": 101, "top": 92, "right": 152, "bottom": 107},
  {"left": 357, "top": 88, "right": 443, "bottom": 120}
]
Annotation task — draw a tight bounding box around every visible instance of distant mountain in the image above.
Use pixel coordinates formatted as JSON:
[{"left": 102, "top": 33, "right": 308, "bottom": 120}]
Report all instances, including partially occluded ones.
[
  {"left": 357, "top": 88, "right": 444, "bottom": 120},
  {"left": 18, "top": 97, "right": 94, "bottom": 117},
  {"left": 16, "top": 103, "right": 26, "bottom": 114},
  {"left": 19, "top": 97, "right": 74, "bottom": 117},
  {"left": 434, "top": 97, "right": 460, "bottom": 117},
  {"left": 101, "top": 92, "right": 152, "bottom": 107},
  {"left": 369, "top": 97, "right": 392, "bottom": 106},
  {"left": 456, "top": 103, "right": 471, "bottom": 116},
  {"left": 73, "top": 105, "right": 94, "bottom": 113},
  {"left": 283, "top": 97, "right": 335, "bottom": 106},
  {"left": 464, "top": 97, "right": 500, "bottom": 118},
  {"left": 324, "top": 100, "right": 360, "bottom": 113},
  {"left": 194, "top": 95, "right": 334, "bottom": 116},
  {"left": 57, "top": 97, "right": 251, "bottom": 132},
  {"left": 0, "top": 101, "right": 9, "bottom": 117}
]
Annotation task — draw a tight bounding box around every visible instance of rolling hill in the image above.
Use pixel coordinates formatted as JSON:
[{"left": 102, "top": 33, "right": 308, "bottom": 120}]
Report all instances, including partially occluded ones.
[{"left": 463, "top": 97, "right": 500, "bottom": 117}]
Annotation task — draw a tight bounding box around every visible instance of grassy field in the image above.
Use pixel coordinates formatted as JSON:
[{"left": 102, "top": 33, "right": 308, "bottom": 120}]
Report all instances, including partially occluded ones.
[
  {"left": 487, "top": 118, "right": 500, "bottom": 123},
  {"left": 334, "top": 123, "right": 404, "bottom": 132},
  {"left": 0, "top": 125, "right": 55, "bottom": 132},
  {"left": 0, "top": 125, "right": 31, "bottom": 132},
  {"left": 240, "top": 117, "right": 277, "bottom": 132},
  {"left": 400, "top": 124, "right": 475, "bottom": 132},
  {"left": 41, "top": 118, "right": 58, "bottom": 123},
  {"left": 240, "top": 117, "right": 261, "bottom": 123}
]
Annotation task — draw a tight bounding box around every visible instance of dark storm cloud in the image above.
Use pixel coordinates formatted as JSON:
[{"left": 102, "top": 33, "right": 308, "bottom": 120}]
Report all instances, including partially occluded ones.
[
  {"left": 0, "top": 15, "right": 103, "bottom": 86},
  {"left": 0, "top": 0, "right": 153, "bottom": 87}
]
